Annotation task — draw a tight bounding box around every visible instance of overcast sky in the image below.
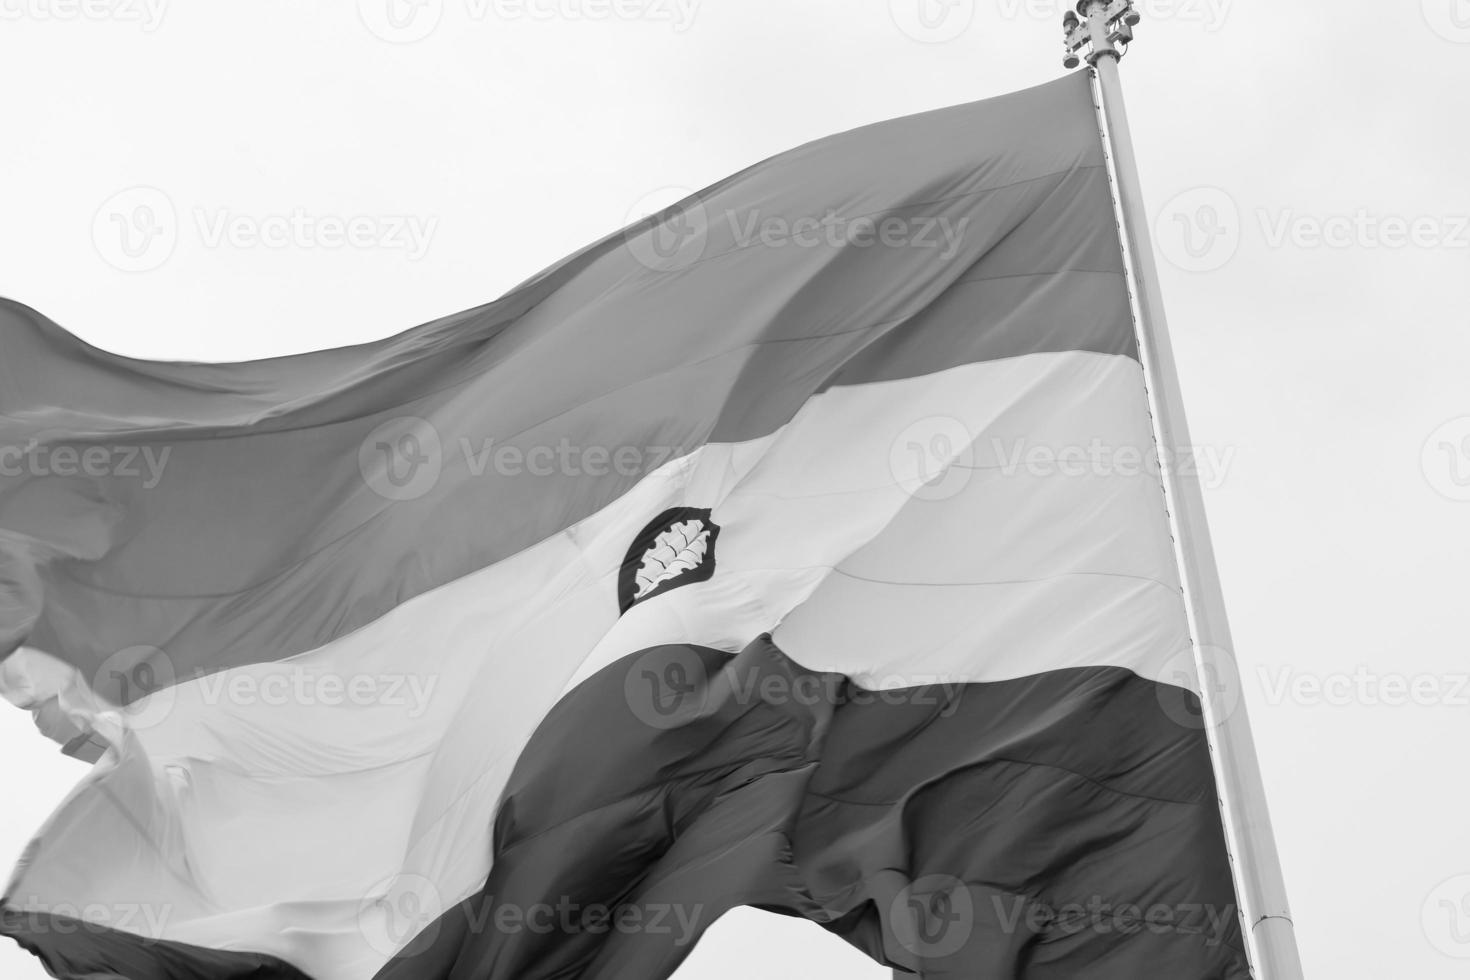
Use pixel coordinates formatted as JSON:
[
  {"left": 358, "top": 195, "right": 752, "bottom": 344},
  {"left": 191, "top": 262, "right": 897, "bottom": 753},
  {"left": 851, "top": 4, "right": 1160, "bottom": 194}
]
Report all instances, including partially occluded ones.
[{"left": 2, "top": 1, "right": 1468, "bottom": 977}]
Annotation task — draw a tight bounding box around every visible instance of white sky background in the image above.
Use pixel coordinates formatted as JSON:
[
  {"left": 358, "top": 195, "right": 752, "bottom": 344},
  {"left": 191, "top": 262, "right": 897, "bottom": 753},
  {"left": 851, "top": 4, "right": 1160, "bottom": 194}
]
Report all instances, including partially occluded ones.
[{"left": 1, "top": 0, "right": 1468, "bottom": 977}]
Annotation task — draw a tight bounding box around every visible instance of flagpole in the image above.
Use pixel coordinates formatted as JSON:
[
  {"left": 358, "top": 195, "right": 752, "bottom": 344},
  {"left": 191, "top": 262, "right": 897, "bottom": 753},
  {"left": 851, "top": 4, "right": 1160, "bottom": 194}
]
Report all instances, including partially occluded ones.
[{"left": 1063, "top": 3, "right": 1304, "bottom": 978}]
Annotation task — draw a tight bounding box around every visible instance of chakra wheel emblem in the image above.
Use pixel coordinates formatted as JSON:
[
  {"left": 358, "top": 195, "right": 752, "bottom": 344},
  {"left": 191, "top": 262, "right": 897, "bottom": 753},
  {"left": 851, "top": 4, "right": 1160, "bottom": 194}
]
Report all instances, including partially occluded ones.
[{"left": 618, "top": 507, "right": 721, "bottom": 614}]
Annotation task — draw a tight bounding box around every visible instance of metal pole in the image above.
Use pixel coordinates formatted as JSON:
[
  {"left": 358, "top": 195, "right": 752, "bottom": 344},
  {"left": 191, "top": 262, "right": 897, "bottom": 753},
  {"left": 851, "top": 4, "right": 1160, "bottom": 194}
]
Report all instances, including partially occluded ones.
[{"left": 1064, "top": 3, "right": 1304, "bottom": 977}]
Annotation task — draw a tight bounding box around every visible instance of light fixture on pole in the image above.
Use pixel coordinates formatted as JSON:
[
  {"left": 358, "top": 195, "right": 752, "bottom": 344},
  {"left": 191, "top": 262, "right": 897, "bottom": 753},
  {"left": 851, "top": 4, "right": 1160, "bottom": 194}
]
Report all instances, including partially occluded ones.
[{"left": 1063, "top": 0, "right": 1137, "bottom": 67}]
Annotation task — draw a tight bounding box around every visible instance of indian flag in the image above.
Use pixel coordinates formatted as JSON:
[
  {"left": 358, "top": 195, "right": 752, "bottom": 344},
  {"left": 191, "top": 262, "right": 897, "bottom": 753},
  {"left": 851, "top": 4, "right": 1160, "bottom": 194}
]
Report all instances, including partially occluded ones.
[{"left": 0, "top": 72, "right": 1247, "bottom": 979}]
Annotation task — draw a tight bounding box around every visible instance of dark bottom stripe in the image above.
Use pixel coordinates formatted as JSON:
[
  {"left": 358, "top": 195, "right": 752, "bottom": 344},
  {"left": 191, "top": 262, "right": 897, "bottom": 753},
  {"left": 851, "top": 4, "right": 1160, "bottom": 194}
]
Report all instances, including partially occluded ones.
[
  {"left": 0, "top": 907, "right": 312, "bottom": 979},
  {"left": 376, "top": 637, "right": 1249, "bottom": 980},
  {"left": 4, "top": 636, "right": 1250, "bottom": 979}
]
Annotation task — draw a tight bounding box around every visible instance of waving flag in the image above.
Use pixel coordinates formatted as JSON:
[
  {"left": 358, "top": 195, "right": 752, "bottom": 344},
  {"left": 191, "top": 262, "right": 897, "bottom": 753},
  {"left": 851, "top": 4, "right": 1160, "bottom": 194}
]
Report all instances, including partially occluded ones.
[{"left": 0, "top": 72, "right": 1249, "bottom": 979}]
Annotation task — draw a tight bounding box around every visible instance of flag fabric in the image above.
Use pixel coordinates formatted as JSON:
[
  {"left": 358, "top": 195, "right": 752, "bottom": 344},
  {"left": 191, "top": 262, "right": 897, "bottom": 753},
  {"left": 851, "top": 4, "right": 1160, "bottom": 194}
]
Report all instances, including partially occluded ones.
[{"left": 0, "top": 72, "right": 1250, "bottom": 979}]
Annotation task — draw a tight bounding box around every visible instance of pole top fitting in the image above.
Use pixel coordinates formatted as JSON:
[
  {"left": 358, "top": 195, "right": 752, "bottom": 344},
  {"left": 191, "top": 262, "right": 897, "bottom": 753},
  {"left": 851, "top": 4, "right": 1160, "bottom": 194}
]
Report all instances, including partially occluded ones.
[{"left": 1062, "top": 0, "right": 1140, "bottom": 69}]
